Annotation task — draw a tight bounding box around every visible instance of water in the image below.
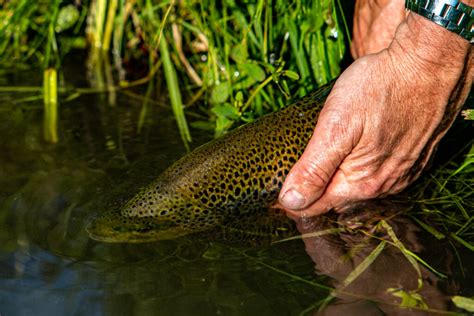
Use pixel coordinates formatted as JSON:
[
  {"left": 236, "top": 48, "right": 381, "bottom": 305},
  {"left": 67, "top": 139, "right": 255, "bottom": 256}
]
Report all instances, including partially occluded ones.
[{"left": 0, "top": 65, "right": 471, "bottom": 316}]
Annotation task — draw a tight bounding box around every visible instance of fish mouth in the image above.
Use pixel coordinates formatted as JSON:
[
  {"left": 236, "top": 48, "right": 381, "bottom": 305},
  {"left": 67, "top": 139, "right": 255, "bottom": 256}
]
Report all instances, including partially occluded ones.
[{"left": 85, "top": 214, "right": 193, "bottom": 243}]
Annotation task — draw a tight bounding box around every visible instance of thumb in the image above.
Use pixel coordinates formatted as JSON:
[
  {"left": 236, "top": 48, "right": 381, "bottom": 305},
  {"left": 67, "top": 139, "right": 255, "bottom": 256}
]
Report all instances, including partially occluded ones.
[{"left": 279, "top": 109, "right": 357, "bottom": 210}]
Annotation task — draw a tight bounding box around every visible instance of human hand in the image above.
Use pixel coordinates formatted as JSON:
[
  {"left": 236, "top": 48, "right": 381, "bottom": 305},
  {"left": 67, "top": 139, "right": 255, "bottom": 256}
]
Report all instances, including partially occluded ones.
[
  {"left": 351, "top": 0, "right": 406, "bottom": 58},
  {"left": 278, "top": 14, "right": 473, "bottom": 217}
]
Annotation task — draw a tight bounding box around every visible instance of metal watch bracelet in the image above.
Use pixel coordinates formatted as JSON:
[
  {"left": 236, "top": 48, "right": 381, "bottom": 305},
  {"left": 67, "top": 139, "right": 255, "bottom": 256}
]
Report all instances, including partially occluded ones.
[{"left": 405, "top": 0, "right": 474, "bottom": 43}]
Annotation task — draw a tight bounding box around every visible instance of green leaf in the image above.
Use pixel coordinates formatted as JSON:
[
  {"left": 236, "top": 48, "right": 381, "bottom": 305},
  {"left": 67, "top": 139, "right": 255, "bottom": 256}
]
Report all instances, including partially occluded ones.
[
  {"left": 461, "top": 109, "right": 474, "bottom": 120},
  {"left": 211, "top": 103, "right": 240, "bottom": 120},
  {"left": 234, "top": 63, "right": 267, "bottom": 90},
  {"left": 214, "top": 117, "right": 232, "bottom": 137},
  {"left": 211, "top": 103, "right": 240, "bottom": 136},
  {"left": 190, "top": 121, "right": 215, "bottom": 131},
  {"left": 240, "top": 63, "right": 266, "bottom": 82},
  {"left": 210, "top": 81, "right": 231, "bottom": 105},
  {"left": 203, "top": 69, "right": 215, "bottom": 87},
  {"left": 230, "top": 43, "right": 248, "bottom": 64},
  {"left": 452, "top": 296, "right": 474, "bottom": 312},
  {"left": 283, "top": 70, "right": 300, "bottom": 80},
  {"left": 240, "top": 111, "right": 255, "bottom": 123},
  {"left": 280, "top": 80, "right": 291, "bottom": 97},
  {"left": 55, "top": 5, "right": 80, "bottom": 33},
  {"left": 234, "top": 91, "right": 244, "bottom": 109},
  {"left": 388, "top": 288, "right": 428, "bottom": 309}
]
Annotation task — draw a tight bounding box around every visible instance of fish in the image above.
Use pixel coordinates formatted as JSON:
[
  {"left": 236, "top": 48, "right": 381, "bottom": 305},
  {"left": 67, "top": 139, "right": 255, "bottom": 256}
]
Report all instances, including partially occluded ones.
[{"left": 86, "top": 82, "right": 334, "bottom": 243}]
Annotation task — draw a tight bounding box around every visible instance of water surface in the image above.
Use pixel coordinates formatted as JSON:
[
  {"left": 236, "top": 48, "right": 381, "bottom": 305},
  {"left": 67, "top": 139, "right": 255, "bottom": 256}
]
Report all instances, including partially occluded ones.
[{"left": 0, "top": 66, "right": 471, "bottom": 315}]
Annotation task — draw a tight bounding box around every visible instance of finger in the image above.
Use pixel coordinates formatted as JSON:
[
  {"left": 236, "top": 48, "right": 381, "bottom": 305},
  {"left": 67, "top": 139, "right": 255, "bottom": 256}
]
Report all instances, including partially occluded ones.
[
  {"left": 279, "top": 106, "right": 358, "bottom": 211},
  {"left": 296, "top": 160, "right": 412, "bottom": 217},
  {"left": 282, "top": 170, "right": 355, "bottom": 218}
]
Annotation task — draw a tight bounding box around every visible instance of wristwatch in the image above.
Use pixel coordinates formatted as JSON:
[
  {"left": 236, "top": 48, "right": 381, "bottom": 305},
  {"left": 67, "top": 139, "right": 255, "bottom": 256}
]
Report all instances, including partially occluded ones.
[{"left": 405, "top": 0, "right": 474, "bottom": 43}]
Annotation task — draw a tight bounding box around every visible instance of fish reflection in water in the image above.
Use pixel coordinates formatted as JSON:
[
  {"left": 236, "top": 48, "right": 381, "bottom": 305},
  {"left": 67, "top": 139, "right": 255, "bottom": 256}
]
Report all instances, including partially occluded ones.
[{"left": 294, "top": 200, "right": 458, "bottom": 316}]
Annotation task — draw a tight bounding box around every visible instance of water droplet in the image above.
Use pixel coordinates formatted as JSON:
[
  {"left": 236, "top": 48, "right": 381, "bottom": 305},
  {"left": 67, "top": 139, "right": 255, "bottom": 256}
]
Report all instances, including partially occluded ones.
[
  {"left": 329, "top": 28, "right": 338, "bottom": 39},
  {"left": 234, "top": 71, "right": 240, "bottom": 77},
  {"left": 269, "top": 53, "right": 276, "bottom": 65},
  {"left": 200, "top": 54, "right": 208, "bottom": 62}
]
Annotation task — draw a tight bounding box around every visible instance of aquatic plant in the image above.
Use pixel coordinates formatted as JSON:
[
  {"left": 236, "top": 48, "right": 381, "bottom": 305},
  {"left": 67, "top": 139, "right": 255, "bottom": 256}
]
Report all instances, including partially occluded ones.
[{"left": 410, "top": 141, "right": 474, "bottom": 252}]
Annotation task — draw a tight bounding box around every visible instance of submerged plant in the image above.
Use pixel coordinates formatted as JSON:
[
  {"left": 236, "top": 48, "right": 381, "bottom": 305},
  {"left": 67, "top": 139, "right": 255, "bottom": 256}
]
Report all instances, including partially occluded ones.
[{"left": 409, "top": 141, "right": 474, "bottom": 252}]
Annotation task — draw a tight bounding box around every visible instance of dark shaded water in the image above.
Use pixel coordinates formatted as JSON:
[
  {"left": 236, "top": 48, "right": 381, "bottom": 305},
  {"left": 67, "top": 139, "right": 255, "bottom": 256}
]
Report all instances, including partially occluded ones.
[{"left": 0, "top": 66, "right": 471, "bottom": 316}]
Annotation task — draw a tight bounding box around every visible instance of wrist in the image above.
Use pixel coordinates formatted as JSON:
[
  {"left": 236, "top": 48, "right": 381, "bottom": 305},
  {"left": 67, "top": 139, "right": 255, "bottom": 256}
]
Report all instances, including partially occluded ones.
[
  {"left": 397, "top": 12, "right": 471, "bottom": 67},
  {"left": 386, "top": 11, "right": 472, "bottom": 84}
]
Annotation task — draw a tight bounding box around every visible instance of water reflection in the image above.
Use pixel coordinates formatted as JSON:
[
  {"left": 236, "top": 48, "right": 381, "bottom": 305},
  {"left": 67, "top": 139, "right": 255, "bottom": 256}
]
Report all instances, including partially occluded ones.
[
  {"left": 1, "top": 171, "right": 318, "bottom": 315},
  {"left": 295, "top": 201, "right": 461, "bottom": 315}
]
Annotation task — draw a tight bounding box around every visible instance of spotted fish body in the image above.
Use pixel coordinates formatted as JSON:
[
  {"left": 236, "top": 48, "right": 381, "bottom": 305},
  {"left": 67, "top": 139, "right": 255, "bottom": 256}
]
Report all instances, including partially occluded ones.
[{"left": 87, "top": 83, "right": 334, "bottom": 242}]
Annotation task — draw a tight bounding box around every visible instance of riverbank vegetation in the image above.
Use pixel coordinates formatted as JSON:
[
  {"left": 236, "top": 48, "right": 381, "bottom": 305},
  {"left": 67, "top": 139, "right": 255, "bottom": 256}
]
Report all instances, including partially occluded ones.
[{"left": 0, "top": 0, "right": 347, "bottom": 143}]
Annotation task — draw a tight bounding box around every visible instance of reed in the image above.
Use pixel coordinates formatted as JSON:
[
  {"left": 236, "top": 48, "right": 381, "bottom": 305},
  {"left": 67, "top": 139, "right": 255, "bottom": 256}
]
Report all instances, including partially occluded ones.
[
  {"left": 43, "top": 68, "right": 58, "bottom": 143},
  {"left": 159, "top": 31, "right": 192, "bottom": 147}
]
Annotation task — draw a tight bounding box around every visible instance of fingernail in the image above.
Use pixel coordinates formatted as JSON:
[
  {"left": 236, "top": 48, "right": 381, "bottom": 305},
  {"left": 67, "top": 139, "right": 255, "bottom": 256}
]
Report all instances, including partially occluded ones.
[{"left": 281, "top": 189, "right": 306, "bottom": 210}]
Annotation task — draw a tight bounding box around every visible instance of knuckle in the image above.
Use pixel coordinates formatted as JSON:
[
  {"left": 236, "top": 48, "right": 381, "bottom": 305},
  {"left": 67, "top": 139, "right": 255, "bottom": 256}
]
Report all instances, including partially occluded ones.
[
  {"left": 322, "top": 110, "right": 350, "bottom": 134},
  {"left": 319, "top": 111, "right": 359, "bottom": 153},
  {"left": 359, "top": 168, "right": 407, "bottom": 198},
  {"left": 391, "top": 179, "right": 410, "bottom": 194},
  {"left": 300, "top": 161, "right": 331, "bottom": 189},
  {"left": 359, "top": 178, "right": 385, "bottom": 198}
]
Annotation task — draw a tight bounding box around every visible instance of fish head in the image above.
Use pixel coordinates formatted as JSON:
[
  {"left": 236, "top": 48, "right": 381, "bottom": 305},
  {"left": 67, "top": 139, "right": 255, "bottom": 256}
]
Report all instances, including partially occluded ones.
[
  {"left": 86, "top": 210, "right": 191, "bottom": 243},
  {"left": 86, "top": 183, "right": 220, "bottom": 243}
]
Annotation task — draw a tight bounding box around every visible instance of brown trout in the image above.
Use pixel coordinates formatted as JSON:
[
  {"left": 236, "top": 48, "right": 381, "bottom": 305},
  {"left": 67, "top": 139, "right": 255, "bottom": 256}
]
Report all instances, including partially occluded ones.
[{"left": 87, "top": 82, "right": 334, "bottom": 242}]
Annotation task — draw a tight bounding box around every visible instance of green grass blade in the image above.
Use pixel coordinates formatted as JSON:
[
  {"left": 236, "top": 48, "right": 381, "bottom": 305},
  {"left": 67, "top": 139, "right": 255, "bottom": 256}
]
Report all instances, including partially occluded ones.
[
  {"left": 102, "top": 0, "right": 118, "bottom": 51},
  {"left": 272, "top": 228, "right": 345, "bottom": 244},
  {"left": 379, "top": 220, "right": 447, "bottom": 279},
  {"left": 43, "top": 68, "right": 58, "bottom": 143},
  {"left": 452, "top": 296, "right": 474, "bottom": 312},
  {"left": 158, "top": 34, "right": 192, "bottom": 147},
  {"left": 450, "top": 233, "right": 474, "bottom": 252},
  {"left": 338, "top": 240, "right": 386, "bottom": 291},
  {"left": 410, "top": 216, "right": 446, "bottom": 240}
]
